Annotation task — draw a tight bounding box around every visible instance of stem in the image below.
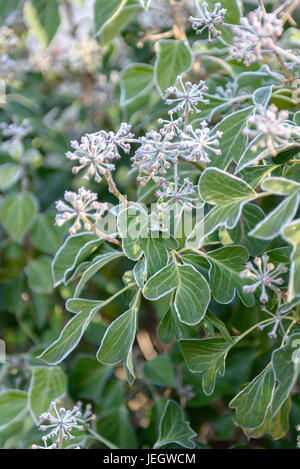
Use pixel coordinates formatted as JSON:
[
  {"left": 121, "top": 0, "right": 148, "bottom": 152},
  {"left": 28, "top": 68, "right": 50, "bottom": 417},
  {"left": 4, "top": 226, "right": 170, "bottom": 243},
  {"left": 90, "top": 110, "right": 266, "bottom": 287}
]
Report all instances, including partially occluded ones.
[
  {"left": 105, "top": 171, "right": 129, "bottom": 206},
  {"left": 234, "top": 316, "right": 296, "bottom": 345},
  {"left": 258, "top": 0, "right": 267, "bottom": 14},
  {"left": 271, "top": 44, "right": 300, "bottom": 66},
  {"left": 88, "top": 428, "right": 118, "bottom": 450},
  {"left": 81, "top": 214, "right": 121, "bottom": 246}
]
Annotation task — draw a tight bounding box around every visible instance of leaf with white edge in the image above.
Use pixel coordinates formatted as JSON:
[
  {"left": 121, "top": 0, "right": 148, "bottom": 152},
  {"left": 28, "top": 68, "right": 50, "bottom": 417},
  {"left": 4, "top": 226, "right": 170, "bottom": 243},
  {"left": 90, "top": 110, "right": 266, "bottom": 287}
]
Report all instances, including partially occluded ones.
[
  {"left": 250, "top": 192, "right": 299, "bottom": 240},
  {"left": 26, "top": 256, "right": 53, "bottom": 294},
  {"left": 24, "top": 0, "right": 60, "bottom": 46},
  {"left": 94, "top": 0, "right": 127, "bottom": 37},
  {"left": 253, "top": 85, "right": 273, "bottom": 107},
  {"left": 204, "top": 246, "right": 254, "bottom": 306},
  {"left": 154, "top": 400, "right": 196, "bottom": 449},
  {"left": 219, "top": 204, "right": 269, "bottom": 256},
  {"left": 101, "top": 0, "right": 141, "bottom": 45},
  {"left": 282, "top": 220, "right": 300, "bottom": 300},
  {"left": 261, "top": 177, "right": 300, "bottom": 196},
  {"left": 0, "top": 390, "right": 27, "bottom": 430},
  {"left": 229, "top": 365, "right": 275, "bottom": 430},
  {"left": 28, "top": 366, "right": 67, "bottom": 422},
  {"left": 144, "top": 260, "right": 210, "bottom": 325},
  {"left": 187, "top": 169, "right": 256, "bottom": 248},
  {"left": 39, "top": 299, "right": 104, "bottom": 365},
  {"left": 158, "top": 307, "right": 198, "bottom": 344},
  {"left": 180, "top": 337, "right": 232, "bottom": 395},
  {"left": 208, "top": 107, "right": 254, "bottom": 169},
  {"left": 0, "top": 192, "right": 38, "bottom": 244},
  {"left": 133, "top": 259, "right": 146, "bottom": 289},
  {"left": 271, "top": 333, "right": 300, "bottom": 416},
  {"left": 52, "top": 232, "right": 103, "bottom": 287},
  {"left": 154, "top": 39, "right": 192, "bottom": 96},
  {"left": 0, "top": 163, "right": 21, "bottom": 190},
  {"left": 120, "top": 63, "right": 154, "bottom": 105},
  {"left": 74, "top": 248, "right": 124, "bottom": 296},
  {"left": 204, "top": 311, "right": 232, "bottom": 343},
  {"left": 97, "top": 306, "right": 137, "bottom": 384}
]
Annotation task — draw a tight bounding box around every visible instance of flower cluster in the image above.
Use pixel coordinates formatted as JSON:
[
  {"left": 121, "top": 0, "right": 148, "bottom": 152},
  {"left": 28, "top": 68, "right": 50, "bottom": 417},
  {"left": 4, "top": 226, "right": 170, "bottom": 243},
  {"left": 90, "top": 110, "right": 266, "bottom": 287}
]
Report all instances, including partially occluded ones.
[
  {"left": 240, "top": 254, "right": 287, "bottom": 304},
  {"left": 35, "top": 401, "right": 95, "bottom": 447},
  {"left": 0, "top": 26, "right": 18, "bottom": 55},
  {"left": 55, "top": 187, "right": 108, "bottom": 234},
  {"left": 189, "top": 2, "right": 227, "bottom": 43},
  {"left": 179, "top": 121, "right": 223, "bottom": 164},
  {"left": 155, "top": 177, "right": 199, "bottom": 212},
  {"left": 165, "top": 75, "right": 209, "bottom": 116},
  {"left": 232, "top": 10, "right": 283, "bottom": 66},
  {"left": 244, "top": 105, "right": 300, "bottom": 156},
  {"left": 68, "top": 37, "right": 102, "bottom": 74},
  {"left": 66, "top": 123, "right": 133, "bottom": 183},
  {"left": 0, "top": 118, "right": 32, "bottom": 141}
]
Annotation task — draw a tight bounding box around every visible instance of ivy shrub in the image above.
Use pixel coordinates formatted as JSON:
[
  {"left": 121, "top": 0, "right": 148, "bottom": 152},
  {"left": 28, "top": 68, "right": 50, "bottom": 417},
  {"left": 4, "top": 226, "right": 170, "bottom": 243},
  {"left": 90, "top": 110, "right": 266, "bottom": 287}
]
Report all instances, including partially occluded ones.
[{"left": 0, "top": 0, "right": 300, "bottom": 450}]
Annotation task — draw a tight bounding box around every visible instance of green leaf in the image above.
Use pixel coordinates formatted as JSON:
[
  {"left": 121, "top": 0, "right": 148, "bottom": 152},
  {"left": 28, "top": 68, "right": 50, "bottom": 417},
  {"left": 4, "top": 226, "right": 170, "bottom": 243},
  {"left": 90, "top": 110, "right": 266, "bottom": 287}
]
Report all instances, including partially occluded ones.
[
  {"left": 94, "top": 0, "right": 127, "bottom": 37},
  {"left": 250, "top": 193, "right": 299, "bottom": 240},
  {"left": 52, "top": 232, "right": 103, "bottom": 287},
  {"left": 253, "top": 85, "right": 273, "bottom": 107},
  {"left": 143, "top": 260, "right": 210, "bottom": 325},
  {"left": 120, "top": 63, "right": 154, "bottom": 105},
  {"left": 28, "top": 366, "right": 67, "bottom": 422},
  {"left": 101, "top": 0, "right": 140, "bottom": 45},
  {"left": 271, "top": 332, "right": 300, "bottom": 415},
  {"left": 118, "top": 204, "right": 173, "bottom": 278},
  {"left": 219, "top": 204, "right": 269, "bottom": 256},
  {"left": 0, "top": 390, "right": 27, "bottom": 430},
  {"left": 143, "top": 355, "right": 177, "bottom": 388},
  {"left": 208, "top": 107, "right": 254, "bottom": 169},
  {"left": 154, "top": 40, "right": 192, "bottom": 96},
  {"left": 157, "top": 306, "right": 198, "bottom": 344},
  {"left": 24, "top": 0, "right": 60, "bottom": 46},
  {"left": 96, "top": 405, "right": 137, "bottom": 448},
  {"left": 229, "top": 365, "right": 275, "bottom": 429},
  {"left": 96, "top": 306, "right": 137, "bottom": 384},
  {"left": 26, "top": 256, "right": 53, "bottom": 294},
  {"left": 0, "top": 192, "right": 38, "bottom": 243},
  {"left": 30, "top": 214, "right": 62, "bottom": 255},
  {"left": 0, "top": 163, "right": 21, "bottom": 190},
  {"left": 204, "top": 311, "right": 232, "bottom": 343},
  {"left": 180, "top": 337, "right": 232, "bottom": 395},
  {"left": 204, "top": 246, "right": 254, "bottom": 306},
  {"left": 70, "top": 356, "right": 111, "bottom": 400},
  {"left": 154, "top": 400, "right": 196, "bottom": 449},
  {"left": 39, "top": 299, "right": 104, "bottom": 365},
  {"left": 74, "top": 247, "right": 124, "bottom": 296},
  {"left": 187, "top": 169, "right": 256, "bottom": 248},
  {"left": 282, "top": 219, "right": 300, "bottom": 299}
]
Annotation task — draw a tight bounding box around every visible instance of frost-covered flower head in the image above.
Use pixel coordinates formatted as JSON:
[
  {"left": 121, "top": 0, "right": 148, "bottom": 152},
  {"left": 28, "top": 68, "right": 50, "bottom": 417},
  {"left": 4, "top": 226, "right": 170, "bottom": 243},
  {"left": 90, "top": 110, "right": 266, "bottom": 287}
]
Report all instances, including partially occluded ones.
[
  {"left": 179, "top": 121, "right": 223, "bottom": 164},
  {"left": 240, "top": 254, "right": 287, "bottom": 304},
  {"left": 158, "top": 112, "right": 183, "bottom": 140},
  {"left": 55, "top": 187, "right": 108, "bottom": 234},
  {"left": 38, "top": 401, "right": 85, "bottom": 442},
  {"left": 258, "top": 305, "right": 290, "bottom": 342},
  {"left": 0, "top": 117, "right": 32, "bottom": 140},
  {"left": 131, "top": 130, "right": 177, "bottom": 185},
  {"left": 66, "top": 124, "right": 133, "bottom": 183},
  {"left": 244, "top": 104, "right": 300, "bottom": 156},
  {"left": 232, "top": 9, "right": 283, "bottom": 66},
  {"left": 189, "top": 2, "right": 227, "bottom": 42},
  {"left": 165, "top": 75, "right": 209, "bottom": 116},
  {"left": 156, "top": 177, "right": 199, "bottom": 212}
]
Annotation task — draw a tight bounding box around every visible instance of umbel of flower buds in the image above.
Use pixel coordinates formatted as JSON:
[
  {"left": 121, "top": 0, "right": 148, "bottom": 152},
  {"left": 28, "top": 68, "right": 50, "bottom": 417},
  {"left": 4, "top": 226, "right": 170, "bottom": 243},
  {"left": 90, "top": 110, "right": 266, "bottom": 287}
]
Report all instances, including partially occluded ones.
[
  {"left": 258, "top": 306, "right": 290, "bottom": 342},
  {"left": 179, "top": 121, "right": 223, "bottom": 164},
  {"left": 165, "top": 75, "right": 209, "bottom": 116},
  {"left": 155, "top": 177, "right": 199, "bottom": 213},
  {"left": 189, "top": 2, "right": 227, "bottom": 43},
  {"left": 240, "top": 254, "right": 287, "bottom": 304},
  {"left": 244, "top": 104, "right": 300, "bottom": 156},
  {"left": 232, "top": 10, "right": 283, "bottom": 66},
  {"left": 55, "top": 187, "right": 108, "bottom": 235},
  {"left": 66, "top": 123, "right": 133, "bottom": 183}
]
